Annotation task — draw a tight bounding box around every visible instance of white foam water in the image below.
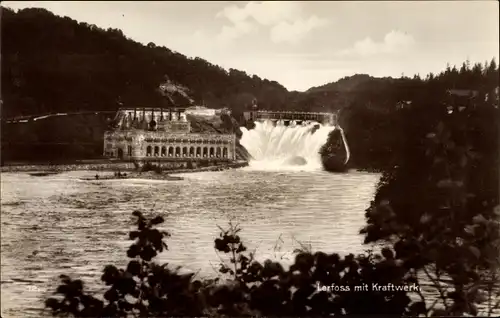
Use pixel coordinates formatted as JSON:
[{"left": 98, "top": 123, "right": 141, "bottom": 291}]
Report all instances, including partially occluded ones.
[{"left": 240, "top": 120, "right": 336, "bottom": 171}]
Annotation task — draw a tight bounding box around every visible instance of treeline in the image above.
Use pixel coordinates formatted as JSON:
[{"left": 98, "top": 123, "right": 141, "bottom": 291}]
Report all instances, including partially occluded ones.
[
  {"left": 334, "top": 59, "right": 499, "bottom": 171},
  {"left": 0, "top": 113, "right": 110, "bottom": 163}
]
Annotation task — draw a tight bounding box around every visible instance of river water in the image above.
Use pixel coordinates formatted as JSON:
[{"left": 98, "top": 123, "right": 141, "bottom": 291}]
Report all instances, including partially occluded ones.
[{"left": 1, "top": 168, "right": 380, "bottom": 317}]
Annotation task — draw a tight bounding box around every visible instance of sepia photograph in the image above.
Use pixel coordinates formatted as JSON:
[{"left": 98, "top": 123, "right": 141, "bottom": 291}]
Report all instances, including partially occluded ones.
[{"left": 0, "top": 1, "right": 499, "bottom": 317}]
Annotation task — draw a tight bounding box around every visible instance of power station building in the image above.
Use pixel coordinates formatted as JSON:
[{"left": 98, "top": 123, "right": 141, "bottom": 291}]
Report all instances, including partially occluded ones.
[{"left": 103, "top": 107, "right": 236, "bottom": 167}]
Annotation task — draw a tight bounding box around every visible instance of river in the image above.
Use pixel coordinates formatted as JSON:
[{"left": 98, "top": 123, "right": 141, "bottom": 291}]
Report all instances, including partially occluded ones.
[{"left": 1, "top": 168, "right": 378, "bottom": 317}]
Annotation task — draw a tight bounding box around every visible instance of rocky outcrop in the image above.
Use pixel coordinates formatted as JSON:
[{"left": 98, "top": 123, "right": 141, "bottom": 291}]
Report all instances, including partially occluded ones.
[{"left": 319, "top": 129, "right": 349, "bottom": 172}]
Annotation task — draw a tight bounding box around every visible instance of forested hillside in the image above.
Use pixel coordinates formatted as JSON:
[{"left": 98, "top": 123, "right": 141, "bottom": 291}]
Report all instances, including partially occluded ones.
[
  {"left": 1, "top": 7, "right": 292, "bottom": 118},
  {"left": 323, "top": 60, "right": 499, "bottom": 171}
]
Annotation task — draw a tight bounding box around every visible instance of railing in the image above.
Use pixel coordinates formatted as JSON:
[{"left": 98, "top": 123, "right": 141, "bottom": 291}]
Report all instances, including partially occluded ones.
[
  {"left": 244, "top": 110, "right": 337, "bottom": 125},
  {"left": 337, "top": 126, "right": 350, "bottom": 164},
  {"left": 255, "top": 110, "right": 335, "bottom": 116},
  {"left": 4, "top": 111, "right": 116, "bottom": 123}
]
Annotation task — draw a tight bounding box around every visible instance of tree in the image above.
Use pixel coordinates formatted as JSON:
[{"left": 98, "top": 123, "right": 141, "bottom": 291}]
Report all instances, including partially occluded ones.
[
  {"left": 486, "top": 58, "right": 499, "bottom": 84},
  {"left": 362, "top": 80, "right": 500, "bottom": 316}
]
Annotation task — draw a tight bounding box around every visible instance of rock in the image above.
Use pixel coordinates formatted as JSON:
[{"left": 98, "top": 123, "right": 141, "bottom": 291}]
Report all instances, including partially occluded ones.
[{"left": 284, "top": 156, "right": 307, "bottom": 166}]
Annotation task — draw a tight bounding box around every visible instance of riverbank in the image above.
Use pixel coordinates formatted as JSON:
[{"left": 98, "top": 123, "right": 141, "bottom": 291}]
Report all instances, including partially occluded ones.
[
  {"left": 0, "top": 161, "right": 135, "bottom": 172},
  {"left": 81, "top": 171, "right": 184, "bottom": 181},
  {"left": 0, "top": 160, "right": 249, "bottom": 174},
  {"left": 168, "top": 160, "right": 248, "bottom": 174}
]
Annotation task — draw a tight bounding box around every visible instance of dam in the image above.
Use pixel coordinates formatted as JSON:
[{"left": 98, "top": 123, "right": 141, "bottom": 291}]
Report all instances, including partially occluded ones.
[
  {"left": 240, "top": 108, "right": 350, "bottom": 170},
  {"left": 101, "top": 105, "right": 349, "bottom": 171},
  {"left": 243, "top": 110, "right": 337, "bottom": 126}
]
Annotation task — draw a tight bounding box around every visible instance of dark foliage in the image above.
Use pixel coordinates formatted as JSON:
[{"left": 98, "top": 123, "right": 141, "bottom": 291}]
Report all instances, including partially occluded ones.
[
  {"left": 1, "top": 7, "right": 290, "bottom": 118},
  {"left": 45, "top": 211, "right": 212, "bottom": 317},
  {"left": 322, "top": 59, "right": 499, "bottom": 171},
  {"left": 0, "top": 113, "right": 113, "bottom": 161},
  {"left": 319, "top": 129, "right": 349, "bottom": 172},
  {"left": 46, "top": 203, "right": 499, "bottom": 317},
  {"left": 361, "top": 62, "right": 500, "bottom": 315},
  {"left": 45, "top": 212, "right": 424, "bottom": 317},
  {"left": 212, "top": 223, "right": 419, "bottom": 317},
  {"left": 140, "top": 162, "right": 163, "bottom": 174}
]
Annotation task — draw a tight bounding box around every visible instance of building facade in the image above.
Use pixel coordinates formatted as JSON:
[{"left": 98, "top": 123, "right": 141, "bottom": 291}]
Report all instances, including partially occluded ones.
[{"left": 103, "top": 108, "right": 236, "bottom": 164}]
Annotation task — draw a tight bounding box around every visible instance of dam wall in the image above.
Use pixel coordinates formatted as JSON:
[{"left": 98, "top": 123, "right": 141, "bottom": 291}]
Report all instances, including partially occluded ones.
[
  {"left": 243, "top": 110, "right": 337, "bottom": 126},
  {"left": 239, "top": 109, "right": 350, "bottom": 171}
]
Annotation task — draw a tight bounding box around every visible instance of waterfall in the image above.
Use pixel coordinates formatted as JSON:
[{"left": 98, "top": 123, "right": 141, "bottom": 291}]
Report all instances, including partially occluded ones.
[
  {"left": 240, "top": 120, "right": 336, "bottom": 171},
  {"left": 337, "top": 126, "right": 350, "bottom": 164}
]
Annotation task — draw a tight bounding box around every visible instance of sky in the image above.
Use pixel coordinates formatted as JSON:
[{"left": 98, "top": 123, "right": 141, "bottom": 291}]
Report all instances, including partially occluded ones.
[{"left": 3, "top": 1, "right": 499, "bottom": 92}]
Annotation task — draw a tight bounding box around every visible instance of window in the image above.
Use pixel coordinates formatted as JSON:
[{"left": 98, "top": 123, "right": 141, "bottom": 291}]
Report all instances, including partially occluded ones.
[{"left": 127, "top": 145, "right": 132, "bottom": 156}]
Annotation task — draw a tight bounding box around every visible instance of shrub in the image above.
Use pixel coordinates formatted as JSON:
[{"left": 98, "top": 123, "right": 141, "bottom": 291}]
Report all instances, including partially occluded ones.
[
  {"left": 45, "top": 211, "right": 211, "bottom": 317},
  {"left": 140, "top": 162, "right": 163, "bottom": 174},
  {"left": 46, "top": 209, "right": 499, "bottom": 317},
  {"left": 362, "top": 92, "right": 500, "bottom": 316}
]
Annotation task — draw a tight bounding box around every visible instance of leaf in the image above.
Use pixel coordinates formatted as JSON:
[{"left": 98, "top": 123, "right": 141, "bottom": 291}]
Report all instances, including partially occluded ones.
[
  {"left": 367, "top": 207, "right": 379, "bottom": 217},
  {"left": 420, "top": 213, "right": 432, "bottom": 224},
  {"left": 59, "top": 274, "right": 71, "bottom": 284},
  {"left": 436, "top": 122, "right": 445, "bottom": 134},
  {"left": 466, "top": 284, "right": 480, "bottom": 297},
  {"left": 45, "top": 298, "right": 60, "bottom": 310},
  {"left": 433, "top": 157, "right": 445, "bottom": 164},
  {"left": 129, "top": 231, "right": 140, "bottom": 240},
  {"left": 428, "top": 248, "right": 439, "bottom": 261},
  {"left": 472, "top": 214, "right": 487, "bottom": 224},
  {"left": 460, "top": 155, "right": 468, "bottom": 167},
  {"left": 469, "top": 304, "right": 478, "bottom": 316},
  {"left": 437, "top": 179, "right": 454, "bottom": 189},
  {"left": 381, "top": 247, "right": 394, "bottom": 259},
  {"left": 469, "top": 246, "right": 480, "bottom": 258},
  {"left": 445, "top": 140, "right": 455, "bottom": 150},
  {"left": 380, "top": 200, "right": 390, "bottom": 207},
  {"left": 431, "top": 308, "right": 448, "bottom": 316},
  {"left": 454, "top": 180, "right": 464, "bottom": 188},
  {"left": 494, "top": 205, "right": 500, "bottom": 216},
  {"left": 409, "top": 301, "right": 427, "bottom": 315},
  {"left": 464, "top": 225, "right": 475, "bottom": 235},
  {"left": 149, "top": 216, "right": 164, "bottom": 225}
]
